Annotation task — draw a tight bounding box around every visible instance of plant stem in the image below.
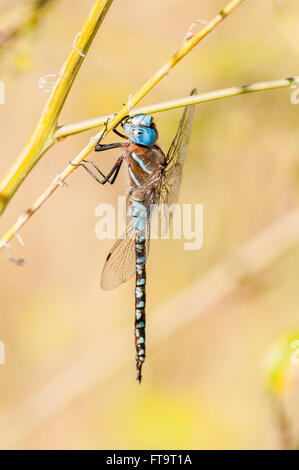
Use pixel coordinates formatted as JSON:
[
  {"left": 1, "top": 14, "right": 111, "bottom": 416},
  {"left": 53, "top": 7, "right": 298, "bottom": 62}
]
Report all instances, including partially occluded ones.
[
  {"left": 1, "top": 72, "right": 294, "bottom": 254},
  {"left": 0, "top": 0, "right": 114, "bottom": 216},
  {"left": 95, "top": 0, "right": 246, "bottom": 141},
  {"left": 0, "top": 0, "right": 246, "bottom": 251},
  {"left": 55, "top": 76, "right": 299, "bottom": 140}
]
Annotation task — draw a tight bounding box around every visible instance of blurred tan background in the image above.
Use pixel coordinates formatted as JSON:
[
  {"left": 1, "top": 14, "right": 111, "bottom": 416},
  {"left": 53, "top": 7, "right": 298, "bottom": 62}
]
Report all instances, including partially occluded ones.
[{"left": 0, "top": 0, "right": 299, "bottom": 450}]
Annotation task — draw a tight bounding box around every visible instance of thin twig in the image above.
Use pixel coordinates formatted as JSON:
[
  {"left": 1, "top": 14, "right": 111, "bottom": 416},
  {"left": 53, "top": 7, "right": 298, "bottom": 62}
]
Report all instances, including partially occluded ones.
[
  {"left": 0, "top": 0, "right": 245, "bottom": 218},
  {"left": 1, "top": 208, "right": 299, "bottom": 447},
  {"left": 0, "top": 0, "right": 114, "bottom": 216},
  {"left": 55, "top": 76, "right": 299, "bottom": 140}
]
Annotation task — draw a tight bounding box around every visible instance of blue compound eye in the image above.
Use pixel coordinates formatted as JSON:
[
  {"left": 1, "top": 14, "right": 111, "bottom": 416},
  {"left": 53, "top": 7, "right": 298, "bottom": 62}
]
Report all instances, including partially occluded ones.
[
  {"left": 136, "top": 127, "right": 157, "bottom": 146},
  {"left": 124, "top": 114, "right": 158, "bottom": 146},
  {"left": 130, "top": 114, "right": 152, "bottom": 127}
]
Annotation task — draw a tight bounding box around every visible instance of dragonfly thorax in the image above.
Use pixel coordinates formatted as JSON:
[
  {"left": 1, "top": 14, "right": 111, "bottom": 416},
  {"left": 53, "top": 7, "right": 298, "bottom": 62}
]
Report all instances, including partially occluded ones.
[
  {"left": 125, "top": 142, "right": 166, "bottom": 193},
  {"left": 123, "top": 113, "right": 158, "bottom": 146}
]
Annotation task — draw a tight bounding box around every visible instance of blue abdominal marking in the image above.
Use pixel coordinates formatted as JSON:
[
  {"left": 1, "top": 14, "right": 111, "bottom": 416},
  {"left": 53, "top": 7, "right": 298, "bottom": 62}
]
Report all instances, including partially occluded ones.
[
  {"left": 136, "top": 310, "right": 142, "bottom": 320},
  {"left": 135, "top": 287, "right": 143, "bottom": 298},
  {"left": 128, "top": 167, "right": 141, "bottom": 187},
  {"left": 136, "top": 220, "right": 146, "bottom": 232},
  {"left": 132, "top": 199, "right": 146, "bottom": 213},
  {"left": 132, "top": 152, "right": 152, "bottom": 175},
  {"left": 133, "top": 209, "right": 147, "bottom": 382},
  {"left": 129, "top": 200, "right": 148, "bottom": 232},
  {"left": 130, "top": 200, "right": 147, "bottom": 215}
]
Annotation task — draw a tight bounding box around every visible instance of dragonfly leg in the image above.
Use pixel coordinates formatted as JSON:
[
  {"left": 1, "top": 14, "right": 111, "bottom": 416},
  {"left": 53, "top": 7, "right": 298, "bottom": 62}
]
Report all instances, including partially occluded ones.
[
  {"left": 113, "top": 125, "right": 127, "bottom": 139},
  {"left": 70, "top": 157, "right": 123, "bottom": 185},
  {"left": 94, "top": 114, "right": 128, "bottom": 148},
  {"left": 106, "top": 157, "right": 123, "bottom": 184},
  {"left": 113, "top": 114, "right": 129, "bottom": 137},
  {"left": 85, "top": 157, "right": 123, "bottom": 184},
  {"left": 70, "top": 161, "right": 106, "bottom": 185},
  {"left": 109, "top": 113, "right": 129, "bottom": 139},
  {"left": 94, "top": 141, "right": 124, "bottom": 152},
  {"left": 94, "top": 116, "right": 110, "bottom": 149}
]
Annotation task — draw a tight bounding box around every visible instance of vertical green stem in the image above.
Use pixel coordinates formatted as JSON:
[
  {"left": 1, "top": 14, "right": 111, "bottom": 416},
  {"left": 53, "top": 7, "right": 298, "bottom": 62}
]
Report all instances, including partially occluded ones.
[{"left": 0, "top": 0, "right": 114, "bottom": 215}]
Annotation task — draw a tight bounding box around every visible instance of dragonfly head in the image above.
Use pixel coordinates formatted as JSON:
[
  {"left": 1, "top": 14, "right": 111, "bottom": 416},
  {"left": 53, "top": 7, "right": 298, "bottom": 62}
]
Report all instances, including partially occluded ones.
[{"left": 122, "top": 114, "right": 158, "bottom": 146}]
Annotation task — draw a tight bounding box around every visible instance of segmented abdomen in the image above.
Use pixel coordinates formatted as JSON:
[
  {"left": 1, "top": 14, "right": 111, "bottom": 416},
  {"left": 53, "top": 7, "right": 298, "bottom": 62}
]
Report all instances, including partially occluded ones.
[{"left": 135, "top": 236, "right": 146, "bottom": 383}]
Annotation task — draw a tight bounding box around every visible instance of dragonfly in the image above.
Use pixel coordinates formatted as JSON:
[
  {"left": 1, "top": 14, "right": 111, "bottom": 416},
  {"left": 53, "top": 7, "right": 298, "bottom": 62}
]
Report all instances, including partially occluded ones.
[{"left": 73, "top": 89, "right": 196, "bottom": 382}]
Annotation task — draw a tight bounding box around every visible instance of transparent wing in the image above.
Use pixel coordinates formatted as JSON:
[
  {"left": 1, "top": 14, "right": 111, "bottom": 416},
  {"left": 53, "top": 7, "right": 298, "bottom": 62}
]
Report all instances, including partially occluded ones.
[
  {"left": 100, "top": 204, "right": 152, "bottom": 291},
  {"left": 161, "top": 88, "right": 196, "bottom": 207},
  {"left": 101, "top": 91, "right": 196, "bottom": 289},
  {"left": 128, "top": 171, "right": 164, "bottom": 239}
]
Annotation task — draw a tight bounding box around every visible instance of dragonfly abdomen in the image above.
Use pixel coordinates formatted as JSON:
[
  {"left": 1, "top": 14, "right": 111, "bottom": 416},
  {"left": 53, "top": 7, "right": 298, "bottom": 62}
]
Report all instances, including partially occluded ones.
[{"left": 135, "top": 236, "right": 146, "bottom": 383}]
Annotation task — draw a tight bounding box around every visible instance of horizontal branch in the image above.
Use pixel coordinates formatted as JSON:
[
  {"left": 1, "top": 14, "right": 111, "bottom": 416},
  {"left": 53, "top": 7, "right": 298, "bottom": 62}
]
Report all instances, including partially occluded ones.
[
  {"left": 55, "top": 76, "right": 299, "bottom": 140},
  {"left": 0, "top": 0, "right": 246, "bottom": 251}
]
